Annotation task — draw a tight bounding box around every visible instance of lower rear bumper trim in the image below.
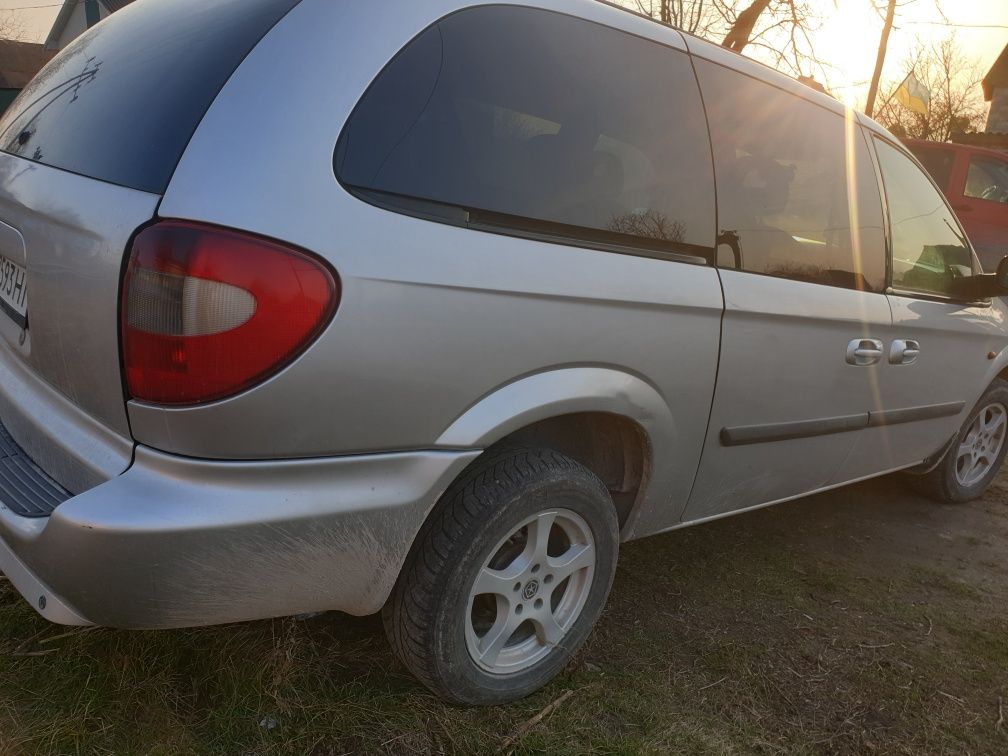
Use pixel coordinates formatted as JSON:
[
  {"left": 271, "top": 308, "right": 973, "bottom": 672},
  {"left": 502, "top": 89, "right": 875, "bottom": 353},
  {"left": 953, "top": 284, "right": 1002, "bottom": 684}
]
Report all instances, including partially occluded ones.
[
  {"left": 0, "top": 520, "right": 91, "bottom": 625},
  {"left": 0, "top": 445, "right": 479, "bottom": 628}
]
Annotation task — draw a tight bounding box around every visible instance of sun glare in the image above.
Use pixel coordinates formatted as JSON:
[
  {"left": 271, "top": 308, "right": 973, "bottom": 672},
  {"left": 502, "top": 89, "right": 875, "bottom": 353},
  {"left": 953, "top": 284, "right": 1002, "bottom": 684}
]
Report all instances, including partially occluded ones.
[
  {"left": 816, "top": 3, "right": 888, "bottom": 106},
  {"left": 802, "top": 0, "right": 1007, "bottom": 109}
]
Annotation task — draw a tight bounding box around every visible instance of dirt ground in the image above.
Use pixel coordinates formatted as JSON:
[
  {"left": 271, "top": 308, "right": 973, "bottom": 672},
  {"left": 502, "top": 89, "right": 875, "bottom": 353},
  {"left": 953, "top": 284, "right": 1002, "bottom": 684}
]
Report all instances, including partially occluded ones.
[{"left": 1, "top": 469, "right": 1006, "bottom": 754}]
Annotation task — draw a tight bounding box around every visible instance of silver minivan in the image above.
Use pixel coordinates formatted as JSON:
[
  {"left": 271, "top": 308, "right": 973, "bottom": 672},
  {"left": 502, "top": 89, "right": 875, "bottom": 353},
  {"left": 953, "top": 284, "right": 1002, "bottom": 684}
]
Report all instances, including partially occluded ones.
[{"left": 0, "top": 0, "right": 1006, "bottom": 705}]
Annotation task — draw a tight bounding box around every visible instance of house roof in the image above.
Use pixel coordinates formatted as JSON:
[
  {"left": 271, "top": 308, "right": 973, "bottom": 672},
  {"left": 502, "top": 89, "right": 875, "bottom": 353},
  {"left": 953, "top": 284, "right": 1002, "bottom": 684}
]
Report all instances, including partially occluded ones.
[
  {"left": 0, "top": 39, "right": 56, "bottom": 89},
  {"left": 952, "top": 131, "right": 1008, "bottom": 151},
  {"left": 44, "top": 0, "right": 137, "bottom": 50},
  {"left": 983, "top": 44, "right": 1008, "bottom": 101}
]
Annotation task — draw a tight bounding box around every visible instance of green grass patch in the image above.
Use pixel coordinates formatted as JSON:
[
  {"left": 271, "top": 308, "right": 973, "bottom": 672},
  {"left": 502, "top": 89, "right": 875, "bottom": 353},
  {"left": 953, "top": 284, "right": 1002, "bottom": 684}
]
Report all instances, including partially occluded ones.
[{"left": 2, "top": 481, "right": 1007, "bottom": 754}]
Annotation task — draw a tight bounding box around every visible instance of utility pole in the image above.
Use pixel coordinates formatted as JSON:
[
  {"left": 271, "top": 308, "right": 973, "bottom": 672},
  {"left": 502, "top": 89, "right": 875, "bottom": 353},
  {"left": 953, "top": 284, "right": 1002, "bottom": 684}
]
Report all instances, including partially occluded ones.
[{"left": 865, "top": 0, "right": 898, "bottom": 118}]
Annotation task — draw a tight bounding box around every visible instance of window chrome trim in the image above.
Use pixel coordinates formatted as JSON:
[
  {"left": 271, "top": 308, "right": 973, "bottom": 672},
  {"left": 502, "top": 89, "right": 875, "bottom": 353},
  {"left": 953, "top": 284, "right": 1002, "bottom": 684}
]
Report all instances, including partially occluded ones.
[
  {"left": 347, "top": 185, "right": 713, "bottom": 266},
  {"left": 886, "top": 286, "right": 990, "bottom": 309}
]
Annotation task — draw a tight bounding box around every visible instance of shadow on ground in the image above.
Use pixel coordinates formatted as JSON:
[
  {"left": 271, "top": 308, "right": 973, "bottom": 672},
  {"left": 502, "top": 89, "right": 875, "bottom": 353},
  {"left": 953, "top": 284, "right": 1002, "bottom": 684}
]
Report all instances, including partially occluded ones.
[{"left": 2, "top": 472, "right": 1006, "bottom": 754}]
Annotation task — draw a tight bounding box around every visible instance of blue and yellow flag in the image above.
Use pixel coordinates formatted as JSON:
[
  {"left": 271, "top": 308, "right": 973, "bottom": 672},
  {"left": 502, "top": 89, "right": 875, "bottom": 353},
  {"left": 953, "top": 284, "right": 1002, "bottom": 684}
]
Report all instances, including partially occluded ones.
[{"left": 894, "top": 71, "right": 931, "bottom": 116}]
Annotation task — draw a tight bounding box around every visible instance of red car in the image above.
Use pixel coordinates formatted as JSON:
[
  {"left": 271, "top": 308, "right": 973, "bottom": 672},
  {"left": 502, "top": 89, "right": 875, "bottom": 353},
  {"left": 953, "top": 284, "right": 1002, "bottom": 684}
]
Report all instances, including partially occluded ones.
[{"left": 904, "top": 139, "right": 1008, "bottom": 271}]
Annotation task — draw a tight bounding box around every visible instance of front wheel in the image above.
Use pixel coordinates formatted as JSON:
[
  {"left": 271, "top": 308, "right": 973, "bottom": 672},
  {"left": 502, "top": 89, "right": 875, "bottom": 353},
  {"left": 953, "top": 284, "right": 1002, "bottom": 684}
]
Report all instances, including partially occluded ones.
[
  {"left": 383, "top": 448, "right": 619, "bottom": 705},
  {"left": 910, "top": 379, "right": 1008, "bottom": 502}
]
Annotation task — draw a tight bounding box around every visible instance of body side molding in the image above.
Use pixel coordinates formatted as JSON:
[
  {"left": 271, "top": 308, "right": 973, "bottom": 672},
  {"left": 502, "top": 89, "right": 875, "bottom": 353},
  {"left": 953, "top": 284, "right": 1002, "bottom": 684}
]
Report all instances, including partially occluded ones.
[
  {"left": 720, "top": 413, "right": 868, "bottom": 447},
  {"left": 722, "top": 400, "right": 967, "bottom": 447},
  {"left": 868, "top": 401, "right": 965, "bottom": 426}
]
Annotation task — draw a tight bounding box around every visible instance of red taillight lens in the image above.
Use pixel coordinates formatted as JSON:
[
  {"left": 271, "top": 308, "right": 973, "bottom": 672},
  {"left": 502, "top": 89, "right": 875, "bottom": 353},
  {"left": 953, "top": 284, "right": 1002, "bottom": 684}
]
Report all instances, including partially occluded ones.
[{"left": 121, "top": 221, "right": 338, "bottom": 405}]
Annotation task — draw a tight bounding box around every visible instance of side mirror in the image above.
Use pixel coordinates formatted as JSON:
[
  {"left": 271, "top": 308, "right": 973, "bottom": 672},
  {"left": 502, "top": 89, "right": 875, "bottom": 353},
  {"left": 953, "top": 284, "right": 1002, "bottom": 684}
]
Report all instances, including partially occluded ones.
[
  {"left": 951, "top": 256, "right": 1008, "bottom": 300},
  {"left": 996, "top": 256, "right": 1008, "bottom": 291}
]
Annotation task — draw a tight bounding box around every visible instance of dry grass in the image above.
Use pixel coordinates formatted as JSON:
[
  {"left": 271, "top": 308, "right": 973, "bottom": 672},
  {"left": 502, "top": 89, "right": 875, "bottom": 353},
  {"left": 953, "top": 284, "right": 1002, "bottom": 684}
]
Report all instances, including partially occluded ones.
[{"left": 1, "top": 472, "right": 1006, "bottom": 754}]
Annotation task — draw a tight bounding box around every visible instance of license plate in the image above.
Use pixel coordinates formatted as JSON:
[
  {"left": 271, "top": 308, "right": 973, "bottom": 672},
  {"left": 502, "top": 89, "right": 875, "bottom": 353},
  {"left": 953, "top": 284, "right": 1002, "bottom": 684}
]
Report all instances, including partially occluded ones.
[{"left": 0, "top": 256, "right": 27, "bottom": 329}]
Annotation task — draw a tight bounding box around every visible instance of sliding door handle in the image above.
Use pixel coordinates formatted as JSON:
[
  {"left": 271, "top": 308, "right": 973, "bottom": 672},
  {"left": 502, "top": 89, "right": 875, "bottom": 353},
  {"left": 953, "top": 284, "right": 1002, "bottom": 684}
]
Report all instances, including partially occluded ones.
[
  {"left": 890, "top": 339, "right": 920, "bottom": 365},
  {"left": 846, "top": 338, "right": 884, "bottom": 366}
]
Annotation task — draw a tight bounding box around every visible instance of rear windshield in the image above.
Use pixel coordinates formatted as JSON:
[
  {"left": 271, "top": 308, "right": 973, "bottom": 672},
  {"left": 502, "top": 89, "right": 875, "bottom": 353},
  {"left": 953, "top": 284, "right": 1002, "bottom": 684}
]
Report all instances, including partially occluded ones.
[{"left": 0, "top": 0, "right": 301, "bottom": 194}]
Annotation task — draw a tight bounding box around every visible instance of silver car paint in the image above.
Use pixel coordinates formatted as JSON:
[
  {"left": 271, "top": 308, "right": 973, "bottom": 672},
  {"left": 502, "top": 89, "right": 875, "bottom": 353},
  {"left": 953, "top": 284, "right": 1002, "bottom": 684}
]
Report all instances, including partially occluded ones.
[
  {"left": 0, "top": 442, "right": 477, "bottom": 627},
  {"left": 150, "top": 0, "right": 724, "bottom": 540},
  {"left": 0, "top": 157, "right": 156, "bottom": 489},
  {"left": 0, "top": 0, "right": 1007, "bottom": 629},
  {"left": 682, "top": 273, "right": 895, "bottom": 520},
  {"left": 848, "top": 115, "right": 1008, "bottom": 479},
  {"left": 0, "top": 333, "right": 132, "bottom": 495}
]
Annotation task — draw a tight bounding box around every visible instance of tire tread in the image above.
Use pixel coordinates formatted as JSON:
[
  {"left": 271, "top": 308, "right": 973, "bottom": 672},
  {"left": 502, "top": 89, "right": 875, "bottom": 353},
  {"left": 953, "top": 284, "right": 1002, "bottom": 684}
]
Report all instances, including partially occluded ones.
[{"left": 382, "top": 446, "right": 613, "bottom": 703}]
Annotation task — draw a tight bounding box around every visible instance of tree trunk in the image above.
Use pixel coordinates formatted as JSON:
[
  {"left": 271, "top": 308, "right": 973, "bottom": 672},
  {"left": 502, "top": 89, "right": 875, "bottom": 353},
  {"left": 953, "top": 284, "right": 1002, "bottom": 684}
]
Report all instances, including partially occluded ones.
[
  {"left": 865, "top": 0, "right": 897, "bottom": 119},
  {"left": 721, "top": 0, "right": 773, "bottom": 53}
]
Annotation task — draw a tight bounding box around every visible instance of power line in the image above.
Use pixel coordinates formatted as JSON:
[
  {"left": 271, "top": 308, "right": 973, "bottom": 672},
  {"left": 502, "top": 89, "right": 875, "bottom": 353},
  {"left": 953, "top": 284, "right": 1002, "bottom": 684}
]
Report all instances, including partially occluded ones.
[
  {"left": 902, "top": 20, "right": 1008, "bottom": 29},
  {"left": 0, "top": 3, "right": 66, "bottom": 10}
]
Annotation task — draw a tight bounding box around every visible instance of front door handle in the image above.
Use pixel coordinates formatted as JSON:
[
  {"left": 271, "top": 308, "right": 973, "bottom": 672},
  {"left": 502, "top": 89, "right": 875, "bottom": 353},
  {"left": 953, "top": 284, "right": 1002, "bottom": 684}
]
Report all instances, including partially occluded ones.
[
  {"left": 890, "top": 339, "right": 920, "bottom": 365},
  {"left": 846, "top": 338, "right": 884, "bottom": 366}
]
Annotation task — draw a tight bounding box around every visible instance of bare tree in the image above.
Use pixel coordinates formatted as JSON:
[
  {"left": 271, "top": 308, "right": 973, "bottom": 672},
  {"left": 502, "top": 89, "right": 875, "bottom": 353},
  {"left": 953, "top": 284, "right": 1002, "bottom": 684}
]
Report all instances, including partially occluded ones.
[
  {"left": 630, "top": 0, "right": 721, "bottom": 35},
  {"left": 720, "top": 0, "right": 772, "bottom": 51},
  {"left": 624, "top": 0, "right": 827, "bottom": 81},
  {"left": 874, "top": 36, "right": 987, "bottom": 142},
  {"left": 715, "top": 0, "right": 825, "bottom": 78}
]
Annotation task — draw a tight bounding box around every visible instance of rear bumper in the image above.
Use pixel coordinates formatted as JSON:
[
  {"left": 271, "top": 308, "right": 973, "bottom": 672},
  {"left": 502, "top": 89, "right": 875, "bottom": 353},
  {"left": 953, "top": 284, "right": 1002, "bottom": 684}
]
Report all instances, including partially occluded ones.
[{"left": 0, "top": 444, "right": 477, "bottom": 628}]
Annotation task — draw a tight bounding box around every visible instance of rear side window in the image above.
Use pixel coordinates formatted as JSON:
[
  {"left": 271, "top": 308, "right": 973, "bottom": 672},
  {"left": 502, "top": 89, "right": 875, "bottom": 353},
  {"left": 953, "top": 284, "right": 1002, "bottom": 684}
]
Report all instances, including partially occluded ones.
[
  {"left": 875, "top": 138, "right": 976, "bottom": 298},
  {"left": 695, "top": 59, "right": 886, "bottom": 292},
  {"left": 0, "top": 0, "right": 301, "bottom": 194},
  {"left": 964, "top": 156, "right": 1008, "bottom": 204},
  {"left": 909, "top": 146, "right": 955, "bottom": 191},
  {"left": 335, "top": 6, "right": 716, "bottom": 259}
]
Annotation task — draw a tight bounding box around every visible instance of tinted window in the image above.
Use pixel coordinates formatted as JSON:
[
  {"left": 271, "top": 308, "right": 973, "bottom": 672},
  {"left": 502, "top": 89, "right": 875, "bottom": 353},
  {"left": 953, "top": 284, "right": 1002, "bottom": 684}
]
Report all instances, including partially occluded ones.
[
  {"left": 965, "top": 155, "right": 1008, "bottom": 204},
  {"left": 696, "top": 60, "right": 886, "bottom": 292},
  {"left": 0, "top": 0, "right": 301, "bottom": 193},
  {"left": 909, "top": 146, "right": 955, "bottom": 191},
  {"left": 875, "top": 138, "right": 976, "bottom": 297},
  {"left": 336, "top": 6, "right": 716, "bottom": 257}
]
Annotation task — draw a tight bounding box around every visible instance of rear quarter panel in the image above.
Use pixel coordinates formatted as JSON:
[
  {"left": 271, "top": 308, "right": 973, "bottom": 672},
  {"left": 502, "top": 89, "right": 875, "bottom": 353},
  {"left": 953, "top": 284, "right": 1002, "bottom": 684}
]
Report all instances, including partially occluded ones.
[{"left": 148, "top": 0, "right": 725, "bottom": 537}]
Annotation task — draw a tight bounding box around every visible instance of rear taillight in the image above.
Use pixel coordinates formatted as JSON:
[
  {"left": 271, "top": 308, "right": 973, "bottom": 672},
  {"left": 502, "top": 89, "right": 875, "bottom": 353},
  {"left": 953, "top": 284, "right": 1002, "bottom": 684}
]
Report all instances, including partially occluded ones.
[{"left": 121, "top": 221, "right": 338, "bottom": 405}]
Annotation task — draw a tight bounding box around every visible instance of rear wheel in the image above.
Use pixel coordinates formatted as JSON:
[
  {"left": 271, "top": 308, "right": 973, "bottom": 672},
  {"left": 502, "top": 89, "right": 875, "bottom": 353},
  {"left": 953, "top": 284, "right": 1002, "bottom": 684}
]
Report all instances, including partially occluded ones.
[
  {"left": 383, "top": 448, "right": 619, "bottom": 705},
  {"left": 910, "top": 379, "right": 1008, "bottom": 502}
]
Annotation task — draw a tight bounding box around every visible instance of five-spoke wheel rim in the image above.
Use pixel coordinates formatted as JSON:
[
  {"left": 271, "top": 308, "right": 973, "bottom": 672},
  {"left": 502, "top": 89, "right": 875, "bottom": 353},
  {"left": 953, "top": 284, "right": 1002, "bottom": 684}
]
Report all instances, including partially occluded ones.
[
  {"left": 955, "top": 402, "right": 1007, "bottom": 487},
  {"left": 465, "top": 508, "right": 596, "bottom": 674}
]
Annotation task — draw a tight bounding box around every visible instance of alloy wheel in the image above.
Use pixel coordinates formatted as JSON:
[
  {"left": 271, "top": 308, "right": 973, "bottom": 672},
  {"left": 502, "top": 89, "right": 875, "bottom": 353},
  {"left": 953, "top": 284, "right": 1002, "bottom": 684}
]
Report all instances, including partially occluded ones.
[
  {"left": 955, "top": 402, "right": 1007, "bottom": 487},
  {"left": 465, "top": 508, "right": 596, "bottom": 674}
]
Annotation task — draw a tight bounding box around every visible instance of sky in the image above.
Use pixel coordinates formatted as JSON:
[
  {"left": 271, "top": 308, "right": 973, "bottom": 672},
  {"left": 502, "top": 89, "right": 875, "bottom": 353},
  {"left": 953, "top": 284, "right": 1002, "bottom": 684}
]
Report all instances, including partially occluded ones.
[
  {"left": 0, "top": 0, "right": 1005, "bottom": 111},
  {"left": 811, "top": 0, "right": 1008, "bottom": 107}
]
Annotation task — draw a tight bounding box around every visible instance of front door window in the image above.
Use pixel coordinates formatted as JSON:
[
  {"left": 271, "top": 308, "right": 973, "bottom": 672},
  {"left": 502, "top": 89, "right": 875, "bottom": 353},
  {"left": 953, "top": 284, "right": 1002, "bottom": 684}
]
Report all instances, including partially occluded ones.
[{"left": 874, "top": 138, "right": 976, "bottom": 298}]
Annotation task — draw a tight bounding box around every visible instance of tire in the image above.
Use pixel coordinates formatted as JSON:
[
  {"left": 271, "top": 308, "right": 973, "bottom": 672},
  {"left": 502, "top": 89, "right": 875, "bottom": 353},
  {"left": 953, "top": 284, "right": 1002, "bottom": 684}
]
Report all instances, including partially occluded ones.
[
  {"left": 910, "top": 379, "right": 1008, "bottom": 503},
  {"left": 383, "top": 447, "right": 619, "bottom": 705}
]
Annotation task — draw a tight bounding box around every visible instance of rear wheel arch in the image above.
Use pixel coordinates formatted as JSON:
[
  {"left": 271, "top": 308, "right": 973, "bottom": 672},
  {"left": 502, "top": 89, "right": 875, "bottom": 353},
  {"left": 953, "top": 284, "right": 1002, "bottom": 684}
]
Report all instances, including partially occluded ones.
[
  {"left": 387, "top": 409, "right": 652, "bottom": 623},
  {"left": 434, "top": 367, "right": 671, "bottom": 532},
  {"left": 483, "top": 412, "right": 650, "bottom": 531}
]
